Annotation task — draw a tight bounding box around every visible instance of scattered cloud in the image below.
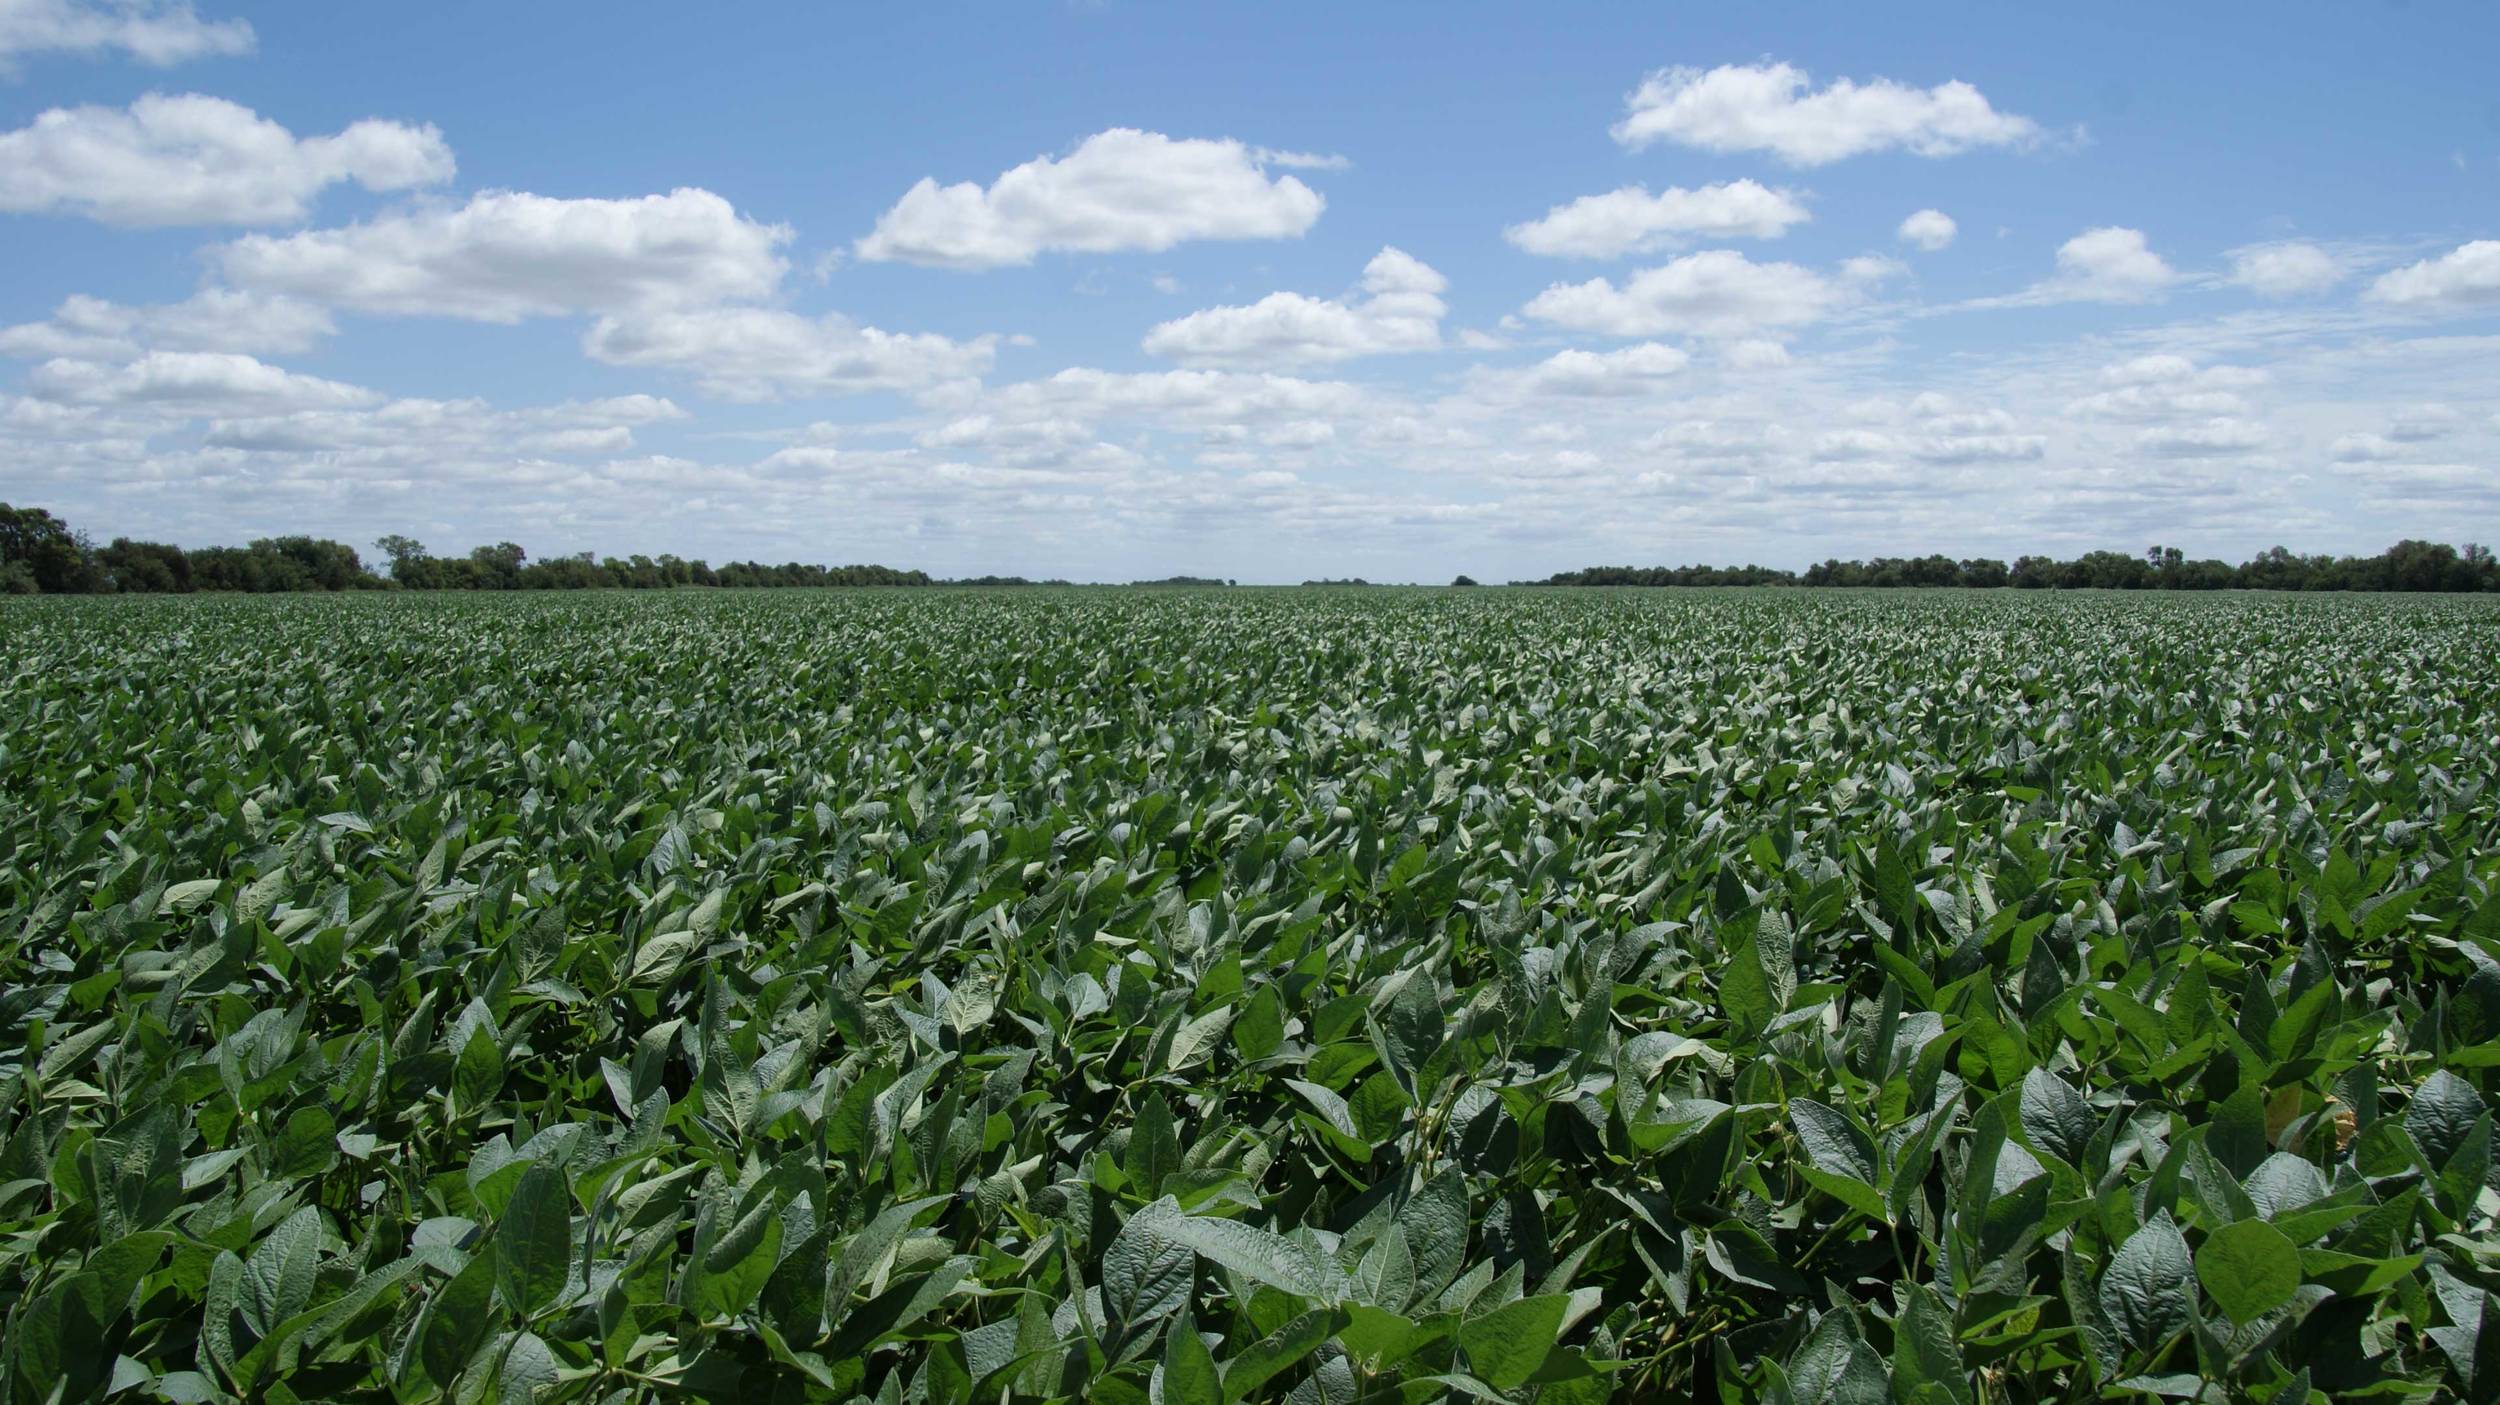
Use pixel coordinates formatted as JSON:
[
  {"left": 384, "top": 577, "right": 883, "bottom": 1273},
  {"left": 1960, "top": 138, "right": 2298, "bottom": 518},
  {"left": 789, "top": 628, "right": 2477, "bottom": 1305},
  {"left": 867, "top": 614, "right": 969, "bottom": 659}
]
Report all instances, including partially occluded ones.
[
  {"left": 0, "top": 0, "right": 251, "bottom": 69},
  {"left": 1140, "top": 246, "right": 1445, "bottom": 367},
  {"left": 1897, "top": 208, "right": 1956, "bottom": 251},
  {"left": 2329, "top": 431, "right": 2401, "bottom": 462},
  {"left": 0, "top": 289, "right": 334, "bottom": 359},
  {"left": 854, "top": 128, "right": 1325, "bottom": 269},
  {"left": 2064, "top": 354, "right": 2265, "bottom": 421},
  {"left": 217, "top": 188, "right": 790, "bottom": 320},
  {"left": 1505, "top": 342, "right": 1692, "bottom": 396},
  {"left": 1520, "top": 249, "right": 1843, "bottom": 338},
  {"left": 1722, "top": 338, "right": 1792, "bottom": 369},
  {"left": 2046, "top": 227, "right": 2177, "bottom": 302},
  {"left": 0, "top": 93, "right": 451, "bottom": 226},
  {"left": 2367, "top": 240, "right": 2500, "bottom": 312},
  {"left": 2135, "top": 418, "right": 2268, "bottom": 457},
  {"left": 26, "top": 350, "right": 378, "bottom": 412},
  {"left": 2228, "top": 241, "right": 2344, "bottom": 297},
  {"left": 582, "top": 306, "right": 996, "bottom": 401},
  {"left": 1969, "top": 227, "right": 2179, "bottom": 308},
  {"left": 2388, "top": 403, "right": 2461, "bottom": 441},
  {"left": 1612, "top": 61, "right": 2043, "bottom": 165},
  {"left": 1503, "top": 179, "right": 1808, "bottom": 258}
]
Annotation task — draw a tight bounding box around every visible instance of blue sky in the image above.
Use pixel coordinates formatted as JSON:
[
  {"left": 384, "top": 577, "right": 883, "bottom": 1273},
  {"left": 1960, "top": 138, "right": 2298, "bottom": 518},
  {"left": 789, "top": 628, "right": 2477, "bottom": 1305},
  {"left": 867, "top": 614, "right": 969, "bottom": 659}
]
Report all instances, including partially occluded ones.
[{"left": 2, "top": 0, "right": 2496, "bottom": 581}]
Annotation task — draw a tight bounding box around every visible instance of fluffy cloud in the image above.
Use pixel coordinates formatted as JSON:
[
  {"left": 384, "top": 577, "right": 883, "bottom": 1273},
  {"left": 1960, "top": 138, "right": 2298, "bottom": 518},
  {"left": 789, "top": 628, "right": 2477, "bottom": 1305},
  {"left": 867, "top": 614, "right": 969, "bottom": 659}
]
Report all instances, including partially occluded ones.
[
  {"left": 2055, "top": 227, "right": 2176, "bottom": 300},
  {"left": 2388, "top": 404, "right": 2461, "bottom": 441},
  {"left": 0, "top": 0, "right": 250, "bottom": 68},
  {"left": 973, "top": 367, "right": 1374, "bottom": 437},
  {"left": 1722, "top": 338, "right": 1792, "bottom": 369},
  {"left": 1812, "top": 394, "right": 2046, "bottom": 464},
  {"left": 582, "top": 306, "right": 997, "bottom": 401},
  {"left": 217, "top": 188, "right": 790, "bottom": 320},
  {"left": 1611, "top": 61, "right": 2042, "bottom": 165},
  {"left": 27, "top": 351, "right": 378, "bottom": 412},
  {"left": 202, "top": 394, "right": 682, "bottom": 454},
  {"left": 0, "top": 289, "right": 334, "bottom": 359},
  {"left": 1897, "top": 208, "right": 1956, "bottom": 251},
  {"left": 854, "top": 129, "right": 1325, "bottom": 269},
  {"left": 1140, "top": 247, "right": 1444, "bottom": 368},
  {"left": 2329, "top": 432, "right": 2401, "bottom": 463},
  {"left": 2367, "top": 241, "right": 2500, "bottom": 312},
  {"left": 2228, "top": 241, "right": 2343, "bottom": 297},
  {"left": 0, "top": 93, "right": 453, "bottom": 226},
  {"left": 1520, "top": 249, "right": 1841, "bottom": 338},
  {"left": 2135, "top": 418, "right": 2268, "bottom": 457},
  {"left": 2003, "top": 226, "right": 2178, "bottom": 304},
  {"left": 1503, "top": 179, "right": 1808, "bottom": 258},
  {"left": 2064, "top": 354, "right": 2265, "bottom": 421},
  {"left": 1510, "top": 342, "right": 1691, "bottom": 396}
]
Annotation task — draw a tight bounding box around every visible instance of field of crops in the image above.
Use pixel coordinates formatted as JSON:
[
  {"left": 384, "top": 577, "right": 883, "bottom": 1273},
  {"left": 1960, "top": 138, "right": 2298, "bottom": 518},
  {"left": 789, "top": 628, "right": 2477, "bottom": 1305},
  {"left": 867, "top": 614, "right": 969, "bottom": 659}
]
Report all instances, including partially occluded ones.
[{"left": 4, "top": 587, "right": 2499, "bottom": 1405}]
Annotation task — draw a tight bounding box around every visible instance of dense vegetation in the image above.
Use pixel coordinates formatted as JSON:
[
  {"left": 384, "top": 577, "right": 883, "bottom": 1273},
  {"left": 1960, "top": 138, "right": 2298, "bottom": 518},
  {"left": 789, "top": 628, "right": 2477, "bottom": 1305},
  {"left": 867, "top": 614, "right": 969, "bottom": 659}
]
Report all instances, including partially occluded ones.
[
  {"left": 4, "top": 584, "right": 2500, "bottom": 1404},
  {"left": 1528, "top": 541, "right": 2500, "bottom": 592},
  {"left": 12, "top": 502, "right": 2499, "bottom": 597},
  {"left": 0, "top": 506, "right": 949, "bottom": 596}
]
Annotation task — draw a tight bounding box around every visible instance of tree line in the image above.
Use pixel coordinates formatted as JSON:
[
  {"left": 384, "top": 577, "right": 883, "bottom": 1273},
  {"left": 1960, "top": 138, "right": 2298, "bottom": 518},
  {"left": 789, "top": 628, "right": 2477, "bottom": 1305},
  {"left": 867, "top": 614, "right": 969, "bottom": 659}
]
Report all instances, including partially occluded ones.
[
  {"left": 9, "top": 501, "right": 2499, "bottom": 596},
  {"left": 1523, "top": 541, "right": 2500, "bottom": 592},
  {"left": 0, "top": 503, "right": 975, "bottom": 595}
]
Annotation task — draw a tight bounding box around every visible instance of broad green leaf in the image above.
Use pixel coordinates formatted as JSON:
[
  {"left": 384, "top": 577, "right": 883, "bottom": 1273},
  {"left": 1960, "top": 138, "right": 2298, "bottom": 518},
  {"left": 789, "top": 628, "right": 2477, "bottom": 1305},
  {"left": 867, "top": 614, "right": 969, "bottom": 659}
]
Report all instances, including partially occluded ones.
[{"left": 2196, "top": 1218, "right": 2299, "bottom": 1323}]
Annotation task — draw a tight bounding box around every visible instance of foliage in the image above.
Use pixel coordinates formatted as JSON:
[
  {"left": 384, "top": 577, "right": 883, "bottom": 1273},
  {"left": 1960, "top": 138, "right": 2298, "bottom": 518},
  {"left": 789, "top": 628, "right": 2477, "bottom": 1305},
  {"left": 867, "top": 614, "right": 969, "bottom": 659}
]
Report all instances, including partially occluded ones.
[
  {"left": 1532, "top": 541, "right": 2500, "bottom": 592},
  {"left": 2, "top": 587, "right": 2499, "bottom": 1404}
]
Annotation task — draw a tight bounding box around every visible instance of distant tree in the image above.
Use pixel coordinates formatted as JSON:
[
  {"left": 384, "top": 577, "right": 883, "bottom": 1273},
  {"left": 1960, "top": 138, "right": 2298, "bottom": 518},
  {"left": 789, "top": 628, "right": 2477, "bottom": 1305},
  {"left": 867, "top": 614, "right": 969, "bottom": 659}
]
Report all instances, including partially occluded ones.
[
  {"left": 1452, "top": 574, "right": 1480, "bottom": 587},
  {"left": 100, "top": 538, "right": 193, "bottom": 592},
  {"left": 0, "top": 502, "right": 106, "bottom": 593},
  {"left": 375, "top": 534, "right": 429, "bottom": 580},
  {"left": 1959, "top": 558, "right": 2010, "bottom": 588},
  {"left": 469, "top": 541, "right": 527, "bottom": 589}
]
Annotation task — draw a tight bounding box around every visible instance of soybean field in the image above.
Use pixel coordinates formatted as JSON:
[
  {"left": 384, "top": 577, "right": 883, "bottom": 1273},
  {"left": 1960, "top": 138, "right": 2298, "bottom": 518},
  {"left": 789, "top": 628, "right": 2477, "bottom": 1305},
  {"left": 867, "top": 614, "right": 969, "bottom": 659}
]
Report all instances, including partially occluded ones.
[{"left": 3, "top": 586, "right": 2499, "bottom": 1405}]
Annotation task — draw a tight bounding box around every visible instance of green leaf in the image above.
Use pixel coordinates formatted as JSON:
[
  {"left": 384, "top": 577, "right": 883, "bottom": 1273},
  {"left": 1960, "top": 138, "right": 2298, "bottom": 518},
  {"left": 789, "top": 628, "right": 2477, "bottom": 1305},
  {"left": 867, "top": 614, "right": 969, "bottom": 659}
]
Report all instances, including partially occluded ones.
[
  {"left": 694, "top": 1190, "right": 785, "bottom": 1320},
  {"left": 2196, "top": 1218, "right": 2300, "bottom": 1324},
  {"left": 1160, "top": 1314, "right": 1221, "bottom": 1405},
  {"left": 2100, "top": 1213, "right": 2194, "bottom": 1356},
  {"left": 1374, "top": 971, "right": 1446, "bottom": 1097},
  {"left": 1889, "top": 1283, "right": 1971, "bottom": 1405},
  {"left": 419, "top": 1249, "right": 499, "bottom": 1388},
  {"left": 1219, "top": 1308, "right": 1341, "bottom": 1401},
  {"left": 1124, "top": 1091, "right": 1181, "bottom": 1198},
  {"left": 2016, "top": 1069, "right": 2093, "bottom": 1165},
  {"left": 1231, "top": 986, "right": 1284, "bottom": 1063},
  {"left": 1156, "top": 1210, "right": 1345, "bottom": 1302},
  {"left": 496, "top": 1161, "right": 573, "bottom": 1318},
  {"left": 452, "top": 1024, "right": 504, "bottom": 1113},
  {"left": 1788, "top": 1310, "right": 1891, "bottom": 1405},
  {"left": 1459, "top": 1293, "right": 1568, "bottom": 1390},
  {"left": 1102, "top": 1201, "right": 1194, "bottom": 1336},
  {"left": 2408, "top": 1069, "right": 2488, "bottom": 1167},
  {"left": 1790, "top": 1098, "right": 1880, "bottom": 1185}
]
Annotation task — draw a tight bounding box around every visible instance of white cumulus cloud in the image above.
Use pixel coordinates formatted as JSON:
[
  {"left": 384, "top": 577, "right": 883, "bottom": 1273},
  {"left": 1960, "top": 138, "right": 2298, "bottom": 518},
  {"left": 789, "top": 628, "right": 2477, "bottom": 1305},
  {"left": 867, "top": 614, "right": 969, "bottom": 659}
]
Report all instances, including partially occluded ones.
[
  {"left": 2367, "top": 240, "right": 2500, "bottom": 312},
  {"left": 1141, "top": 247, "right": 1444, "bottom": 368},
  {"left": 1514, "top": 342, "right": 1692, "bottom": 396},
  {"left": 1520, "top": 249, "right": 1842, "bottom": 338},
  {"left": 1611, "top": 61, "right": 2042, "bottom": 165},
  {"left": 582, "top": 306, "right": 997, "bottom": 402},
  {"left": 217, "top": 188, "right": 790, "bottom": 320},
  {"left": 0, "top": 0, "right": 251, "bottom": 68},
  {"left": 27, "top": 350, "right": 378, "bottom": 412},
  {"left": 1503, "top": 179, "right": 1808, "bottom": 259},
  {"left": 2228, "top": 241, "right": 2344, "bottom": 297},
  {"left": 0, "top": 289, "right": 334, "bottom": 359},
  {"left": 0, "top": 93, "right": 452, "bottom": 226},
  {"left": 854, "top": 128, "right": 1325, "bottom": 270},
  {"left": 1897, "top": 209, "right": 1956, "bottom": 251}
]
